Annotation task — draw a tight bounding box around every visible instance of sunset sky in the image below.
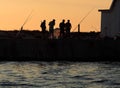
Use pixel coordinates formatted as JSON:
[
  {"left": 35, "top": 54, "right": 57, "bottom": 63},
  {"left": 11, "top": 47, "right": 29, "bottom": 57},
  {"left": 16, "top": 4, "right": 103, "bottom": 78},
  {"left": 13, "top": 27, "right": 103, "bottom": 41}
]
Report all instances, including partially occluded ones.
[{"left": 0, "top": 0, "right": 112, "bottom": 32}]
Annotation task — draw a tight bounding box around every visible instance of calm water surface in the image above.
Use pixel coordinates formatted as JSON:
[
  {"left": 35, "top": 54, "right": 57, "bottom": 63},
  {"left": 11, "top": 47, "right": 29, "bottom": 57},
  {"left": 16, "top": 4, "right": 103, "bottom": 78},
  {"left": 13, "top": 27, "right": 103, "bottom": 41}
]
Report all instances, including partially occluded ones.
[{"left": 0, "top": 61, "right": 120, "bottom": 88}]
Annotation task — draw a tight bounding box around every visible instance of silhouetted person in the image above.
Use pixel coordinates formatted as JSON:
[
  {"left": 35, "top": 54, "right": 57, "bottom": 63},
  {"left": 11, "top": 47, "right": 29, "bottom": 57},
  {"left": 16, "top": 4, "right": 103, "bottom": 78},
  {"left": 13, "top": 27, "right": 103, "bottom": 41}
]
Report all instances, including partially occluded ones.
[
  {"left": 49, "top": 19, "right": 55, "bottom": 38},
  {"left": 65, "top": 20, "right": 72, "bottom": 37},
  {"left": 59, "top": 19, "right": 65, "bottom": 37},
  {"left": 40, "top": 20, "right": 46, "bottom": 33}
]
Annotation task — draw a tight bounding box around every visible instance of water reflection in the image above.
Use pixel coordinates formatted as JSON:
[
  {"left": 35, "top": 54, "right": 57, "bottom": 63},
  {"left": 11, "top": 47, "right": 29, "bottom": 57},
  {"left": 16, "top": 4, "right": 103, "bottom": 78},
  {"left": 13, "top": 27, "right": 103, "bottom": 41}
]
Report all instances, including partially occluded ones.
[{"left": 0, "top": 62, "right": 119, "bottom": 88}]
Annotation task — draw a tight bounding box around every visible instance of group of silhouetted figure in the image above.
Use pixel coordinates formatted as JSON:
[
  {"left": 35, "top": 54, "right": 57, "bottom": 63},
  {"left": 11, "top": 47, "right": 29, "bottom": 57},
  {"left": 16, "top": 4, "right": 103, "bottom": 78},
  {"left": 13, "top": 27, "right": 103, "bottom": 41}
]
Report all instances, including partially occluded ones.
[{"left": 40, "top": 19, "right": 72, "bottom": 39}]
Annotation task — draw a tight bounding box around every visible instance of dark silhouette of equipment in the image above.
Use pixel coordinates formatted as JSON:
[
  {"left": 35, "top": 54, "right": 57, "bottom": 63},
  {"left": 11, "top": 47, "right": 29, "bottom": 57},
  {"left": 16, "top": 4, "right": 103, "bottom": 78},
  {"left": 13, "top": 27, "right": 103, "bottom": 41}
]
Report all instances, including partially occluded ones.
[
  {"left": 72, "top": 8, "right": 94, "bottom": 32},
  {"left": 16, "top": 10, "right": 33, "bottom": 37}
]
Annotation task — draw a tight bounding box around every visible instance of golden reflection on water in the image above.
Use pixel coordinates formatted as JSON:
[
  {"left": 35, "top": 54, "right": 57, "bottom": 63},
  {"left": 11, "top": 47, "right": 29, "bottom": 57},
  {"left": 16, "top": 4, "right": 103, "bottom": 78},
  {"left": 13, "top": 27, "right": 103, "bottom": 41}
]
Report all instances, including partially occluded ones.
[
  {"left": 12, "top": 63, "right": 42, "bottom": 78},
  {"left": 67, "top": 63, "right": 99, "bottom": 76},
  {"left": 0, "top": 62, "right": 43, "bottom": 82},
  {"left": 0, "top": 62, "right": 119, "bottom": 88}
]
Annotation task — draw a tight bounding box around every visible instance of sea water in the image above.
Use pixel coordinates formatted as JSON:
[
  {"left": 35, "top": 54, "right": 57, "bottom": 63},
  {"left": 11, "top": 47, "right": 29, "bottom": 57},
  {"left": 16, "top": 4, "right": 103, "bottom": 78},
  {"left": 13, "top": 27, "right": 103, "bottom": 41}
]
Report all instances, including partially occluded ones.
[{"left": 0, "top": 61, "right": 120, "bottom": 88}]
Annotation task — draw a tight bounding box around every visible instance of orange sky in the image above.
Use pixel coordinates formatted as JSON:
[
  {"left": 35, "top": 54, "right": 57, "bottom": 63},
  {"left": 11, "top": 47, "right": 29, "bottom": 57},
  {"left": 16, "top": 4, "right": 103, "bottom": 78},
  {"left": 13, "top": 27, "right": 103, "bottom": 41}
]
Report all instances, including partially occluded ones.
[{"left": 0, "top": 0, "right": 112, "bottom": 32}]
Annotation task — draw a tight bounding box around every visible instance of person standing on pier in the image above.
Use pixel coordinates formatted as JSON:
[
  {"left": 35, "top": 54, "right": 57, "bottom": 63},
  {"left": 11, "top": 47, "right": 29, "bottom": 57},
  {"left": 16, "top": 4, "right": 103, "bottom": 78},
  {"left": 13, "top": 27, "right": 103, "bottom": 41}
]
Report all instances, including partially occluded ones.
[
  {"left": 59, "top": 19, "right": 65, "bottom": 37},
  {"left": 65, "top": 20, "right": 72, "bottom": 37},
  {"left": 49, "top": 19, "right": 55, "bottom": 38},
  {"left": 40, "top": 20, "right": 46, "bottom": 33}
]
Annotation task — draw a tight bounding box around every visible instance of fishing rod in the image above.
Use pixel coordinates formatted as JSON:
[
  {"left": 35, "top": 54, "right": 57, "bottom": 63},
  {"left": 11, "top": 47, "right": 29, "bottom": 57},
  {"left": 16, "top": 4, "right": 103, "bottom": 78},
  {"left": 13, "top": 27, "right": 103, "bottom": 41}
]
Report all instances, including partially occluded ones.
[
  {"left": 72, "top": 8, "right": 94, "bottom": 32},
  {"left": 16, "top": 10, "right": 33, "bottom": 37},
  {"left": 21, "top": 10, "right": 33, "bottom": 30}
]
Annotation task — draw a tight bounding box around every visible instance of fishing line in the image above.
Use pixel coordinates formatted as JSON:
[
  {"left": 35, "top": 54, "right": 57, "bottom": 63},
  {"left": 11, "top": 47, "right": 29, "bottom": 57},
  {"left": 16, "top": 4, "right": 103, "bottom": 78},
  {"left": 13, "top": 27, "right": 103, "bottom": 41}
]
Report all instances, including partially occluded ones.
[
  {"left": 21, "top": 10, "right": 34, "bottom": 30},
  {"left": 16, "top": 10, "right": 34, "bottom": 37},
  {"left": 72, "top": 8, "right": 95, "bottom": 32}
]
